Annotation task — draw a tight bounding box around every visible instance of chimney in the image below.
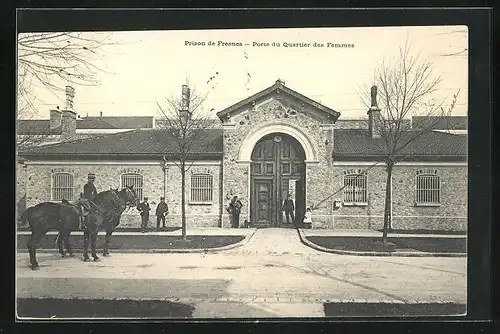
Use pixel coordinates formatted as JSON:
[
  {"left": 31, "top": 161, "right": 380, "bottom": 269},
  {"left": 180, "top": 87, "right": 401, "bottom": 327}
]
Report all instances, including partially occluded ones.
[
  {"left": 100, "top": 111, "right": 103, "bottom": 119},
  {"left": 61, "top": 110, "right": 77, "bottom": 141},
  {"left": 180, "top": 85, "right": 191, "bottom": 124},
  {"left": 65, "top": 86, "right": 75, "bottom": 111},
  {"left": 49, "top": 109, "right": 62, "bottom": 133},
  {"left": 367, "top": 85, "right": 382, "bottom": 139}
]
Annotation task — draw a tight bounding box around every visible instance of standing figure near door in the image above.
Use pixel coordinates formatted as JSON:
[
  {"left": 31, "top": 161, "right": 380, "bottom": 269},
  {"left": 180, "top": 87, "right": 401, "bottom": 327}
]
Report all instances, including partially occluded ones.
[
  {"left": 229, "top": 196, "right": 243, "bottom": 228},
  {"left": 282, "top": 193, "right": 295, "bottom": 224},
  {"left": 155, "top": 197, "right": 169, "bottom": 230},
  {"left": 137, "top": 197, "right": 151, "bottom": 233}
]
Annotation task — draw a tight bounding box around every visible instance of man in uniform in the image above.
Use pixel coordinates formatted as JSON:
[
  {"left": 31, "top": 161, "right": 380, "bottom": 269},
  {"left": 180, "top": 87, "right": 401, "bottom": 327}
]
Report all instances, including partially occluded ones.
[
  {"left": 282, "top": 193, "right": 295, "bottom": 225},
  {"left": 83, "top": 173, "right": 98, "bottom": 201},
  {"left": 137, "top": 197, "right": 151, "bottom": 233},
  {"left": 81, "top": 173, "right": 101, "bottom": 230},
  {"left": 155, "top": 197, "right": 169, "bottom": 230}
]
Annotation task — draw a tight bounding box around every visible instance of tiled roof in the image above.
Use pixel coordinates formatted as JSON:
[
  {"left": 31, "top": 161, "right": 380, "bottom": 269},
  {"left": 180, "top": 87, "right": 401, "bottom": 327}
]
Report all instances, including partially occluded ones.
[
  {"left": 217, "top": 80, "right": 341, "bottom": 121},
  {"left": 17, "top": 120, "right": 62, "bottom": 135},
  {"left": 412, "top": 116, "right": 468, "bottom": 130},
  {"left": 76, "top": 118, "right": 116, "bottom": 129},
  {"left": 79, "top": 116, "right": 154, "bottom": 129},
  {"left": 18, "top": 116, "right": 154, "bottom": 135},
  {"left": 333, "top": 129, "right": 467, "bottom": 160},
  {"left": 19, "top": 129, "right": 223, "bottom": 158}
]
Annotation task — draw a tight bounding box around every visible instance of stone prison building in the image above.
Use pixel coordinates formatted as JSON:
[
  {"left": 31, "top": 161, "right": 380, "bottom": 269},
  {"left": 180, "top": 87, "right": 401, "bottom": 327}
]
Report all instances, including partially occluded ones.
[{"left": 17, "top": 80, "right": 468, "bottom": 231}]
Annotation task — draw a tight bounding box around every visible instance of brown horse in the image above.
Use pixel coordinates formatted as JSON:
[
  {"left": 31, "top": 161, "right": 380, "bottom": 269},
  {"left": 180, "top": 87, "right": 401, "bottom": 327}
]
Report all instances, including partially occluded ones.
[{"left": 82, "top": 186, "right": 139, "bottom": 262}]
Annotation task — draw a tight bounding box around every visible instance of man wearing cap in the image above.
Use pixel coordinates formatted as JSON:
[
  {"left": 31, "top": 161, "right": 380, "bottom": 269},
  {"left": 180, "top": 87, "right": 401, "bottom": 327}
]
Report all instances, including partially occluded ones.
[
  {"left": 81, "top": 173, "right": 100, "bottom": 230},
  {"left": 83, "top": 173, "right": 98, "bottom": 201},
  {"left": 155, "top": 197, "right": 169, "bottom": 230},
  {"left": 137, "top": 197, "right": 151, "bottom": 233}
]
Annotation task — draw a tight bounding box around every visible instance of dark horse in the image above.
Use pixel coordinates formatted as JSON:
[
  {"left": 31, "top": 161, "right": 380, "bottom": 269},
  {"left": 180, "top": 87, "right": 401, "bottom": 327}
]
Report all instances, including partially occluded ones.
[
  {"left": 82, "top": 186, "right": 139, "bottom": 262},
  {"left": 20, "top": 186, "right": 138, "bottom": 270},
  {"left": 20, "top": 199, "right": 89, "bottom": 270}
]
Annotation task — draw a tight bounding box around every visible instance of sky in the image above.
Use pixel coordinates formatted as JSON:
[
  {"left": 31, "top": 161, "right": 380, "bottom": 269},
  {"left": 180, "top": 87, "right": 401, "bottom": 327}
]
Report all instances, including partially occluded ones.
[{"left": 20, "top": 26, "right": 468, "bottom": 120}]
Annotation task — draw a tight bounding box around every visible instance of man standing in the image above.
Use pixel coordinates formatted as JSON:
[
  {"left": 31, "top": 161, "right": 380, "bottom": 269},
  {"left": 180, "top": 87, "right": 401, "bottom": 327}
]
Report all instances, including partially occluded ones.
[
  {"left": 229, "top": 196, "right": 243, "bottom": 228},
  {"left": 155, "top": 197, "right": 169, "bottom": 230},
  {"left": 282, "top": 194, "right": 295, "bottom": 225},
  {"left": 137, "top": 197, "right": 151, "bottom": 233}
]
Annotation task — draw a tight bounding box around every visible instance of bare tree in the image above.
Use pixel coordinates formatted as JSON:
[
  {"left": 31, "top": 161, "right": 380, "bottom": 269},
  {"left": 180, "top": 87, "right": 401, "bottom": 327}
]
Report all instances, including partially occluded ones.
[
  {"left": 156, "top": 84, "right": 217, "bottom": 240},
  {"left": 359, "top": 42, "right": 460, "bottom": 243},
  {"left": 17, "top": 32, "right": 114, "bottom": 149}
]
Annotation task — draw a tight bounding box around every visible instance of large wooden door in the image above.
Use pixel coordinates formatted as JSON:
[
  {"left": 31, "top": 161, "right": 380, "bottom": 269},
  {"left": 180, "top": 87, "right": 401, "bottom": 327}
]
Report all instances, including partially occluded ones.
[
  {"left": 250, "top": 134, "right": 306, "bottom": 227},
  {"left": 253, "top": 180, "right": 273, "bottom": 226}
]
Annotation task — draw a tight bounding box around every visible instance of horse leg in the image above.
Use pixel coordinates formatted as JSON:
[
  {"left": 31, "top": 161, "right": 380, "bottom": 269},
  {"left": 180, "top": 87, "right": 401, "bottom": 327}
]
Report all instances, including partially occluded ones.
[
  {"left": 83, "top": 229, "right": 90, "bottom": 262},
  {"left": 27, "top": 232, "right": 37, "bottom": 269},
  {"left": 91, "top": 229, "right": 99, "bottom": 262},
  {"left": 63, "top": 230, "right": 74, "bottom": 257},
  {"left": 57, "top": 231, "right": 66, "bottom": 257},
  {"left": 103, "top": 228, "right": 112, "bottom": 256},
  {"left": 27, "top": 228, "right": 47, "bottom": 270}
]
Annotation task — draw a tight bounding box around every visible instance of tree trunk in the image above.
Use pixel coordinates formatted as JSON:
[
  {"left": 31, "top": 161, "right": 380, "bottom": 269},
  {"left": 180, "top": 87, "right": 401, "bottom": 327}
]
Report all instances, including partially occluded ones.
[
  {"left": 181, "top": 163, "right": 187, "bottom": 239},
  {"left": 382, "top": 164, "right": 393, "bottom": 243}
]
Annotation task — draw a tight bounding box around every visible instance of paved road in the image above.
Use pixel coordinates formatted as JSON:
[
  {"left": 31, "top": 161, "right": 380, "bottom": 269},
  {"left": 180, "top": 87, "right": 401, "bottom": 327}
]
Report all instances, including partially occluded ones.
[{"left": 16, "top": 229, "right": 467, "bottom": 317}]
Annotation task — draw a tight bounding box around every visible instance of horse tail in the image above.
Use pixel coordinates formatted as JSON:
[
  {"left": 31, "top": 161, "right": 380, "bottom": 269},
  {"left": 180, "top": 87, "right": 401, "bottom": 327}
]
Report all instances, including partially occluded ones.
[{"left": 19, "top": 206, "right": 34, "bottom": 225}]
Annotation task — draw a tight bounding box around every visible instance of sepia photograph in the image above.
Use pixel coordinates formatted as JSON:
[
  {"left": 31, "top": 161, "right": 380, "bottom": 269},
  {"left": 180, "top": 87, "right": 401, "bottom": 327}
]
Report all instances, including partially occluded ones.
[{"left": 15, "top": 20, "right": 469, "bottom": 319}]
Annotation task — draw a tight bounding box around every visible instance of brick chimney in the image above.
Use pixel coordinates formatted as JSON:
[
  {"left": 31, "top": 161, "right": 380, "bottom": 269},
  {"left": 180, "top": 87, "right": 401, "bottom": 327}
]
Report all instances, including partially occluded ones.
[
  {"left": 49, "top": 108, "right": 62, "bottom": 133},
  {"left": 61, "top": 110, "right": 76, "bottom": 141},
  {"left": 180, "top": 84, "right": 191, "bottom": 124},
  {"left": 61, "top": 85, "right": 77, "bottom": 141},
  {"left": 367, "top": 85, "right": 382, "bottom": 139}
]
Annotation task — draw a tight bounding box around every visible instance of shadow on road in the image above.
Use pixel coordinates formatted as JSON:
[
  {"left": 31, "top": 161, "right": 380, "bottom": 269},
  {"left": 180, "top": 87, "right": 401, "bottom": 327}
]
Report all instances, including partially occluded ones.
[{"left": 17, "top": 298, "right": 195, "bottom": 319}]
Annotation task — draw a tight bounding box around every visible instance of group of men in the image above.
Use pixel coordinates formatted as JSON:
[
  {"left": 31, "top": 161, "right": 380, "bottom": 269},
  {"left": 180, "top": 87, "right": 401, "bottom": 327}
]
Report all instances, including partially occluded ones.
[
  {"left": 227, "top": 193, "right": 296, "bottom": 228},
  {"left": 82, "top": 173, "right": 169, "bottom": 233},
  {"left": 136, "top": 196, "right": 169, "bottom": 233},
  {"left": 83, "top": 174, "right": 298, "bottom": 231}
]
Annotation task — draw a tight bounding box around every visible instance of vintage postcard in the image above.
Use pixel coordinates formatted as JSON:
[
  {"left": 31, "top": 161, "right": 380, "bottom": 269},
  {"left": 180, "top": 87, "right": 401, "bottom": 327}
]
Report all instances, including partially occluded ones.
[{"left": 16, "top": 23, "right": 468, "bottom": 319}]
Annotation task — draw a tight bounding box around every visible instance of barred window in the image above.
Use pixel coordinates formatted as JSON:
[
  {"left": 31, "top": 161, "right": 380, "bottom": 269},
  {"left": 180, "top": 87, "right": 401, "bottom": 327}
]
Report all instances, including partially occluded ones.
[
  {"left": 121, "top": 173, "right": 143, "bottom": 200},
  {"left": 343, "top": 174, "right": 367, "bottom": 204},
  {"left": 415, "top": 174, "right": 440, "bottom": 205},
  {"left": 51, "top": 173, "right": 74, "bottom": 201},
  {"left": 191, "top": 174, "right": 213, "bottom": 203}
]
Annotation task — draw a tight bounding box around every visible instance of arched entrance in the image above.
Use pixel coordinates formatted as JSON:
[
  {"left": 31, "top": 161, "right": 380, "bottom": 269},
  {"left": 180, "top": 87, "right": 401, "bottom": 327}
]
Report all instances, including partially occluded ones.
[{"left": 250, "top": 133, "right": 306, "bottom": 227}]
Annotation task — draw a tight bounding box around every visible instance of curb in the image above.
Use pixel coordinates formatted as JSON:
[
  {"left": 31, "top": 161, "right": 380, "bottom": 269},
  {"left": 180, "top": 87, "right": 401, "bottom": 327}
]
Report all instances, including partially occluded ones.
[
  {"left": 15, "top": 295, "right": 466, "bottom": 305},
  {"left": 17, "top": 229, "right": 257, "bottom": 255},
  {"left": 297, "top": 229, "right": 466, "bottom": 258}
]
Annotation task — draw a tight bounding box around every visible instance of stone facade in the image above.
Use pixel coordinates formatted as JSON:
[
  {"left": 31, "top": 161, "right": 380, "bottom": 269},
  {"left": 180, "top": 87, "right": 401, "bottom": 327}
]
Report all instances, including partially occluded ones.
[
  {"left": 17, "top": 83, "right": 467, "bottom": 232},
  {"left": 221, "top": 94, "right": 336, "bottom": 225},
  {"left": 329, "top": 164, "right": 467, "bottom": 231},
  {"left": 23, "top": 162, "right": 222, "bottom": 228}
]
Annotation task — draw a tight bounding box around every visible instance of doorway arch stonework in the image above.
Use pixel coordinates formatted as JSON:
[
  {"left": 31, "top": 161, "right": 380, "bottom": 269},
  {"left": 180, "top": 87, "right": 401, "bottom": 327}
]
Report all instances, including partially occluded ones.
[
  {"left": 237, "top": 122, "right": 319, "bottom": 164},
  {"left": 221, "top": 97, "right": 337, "bottom": 228}
]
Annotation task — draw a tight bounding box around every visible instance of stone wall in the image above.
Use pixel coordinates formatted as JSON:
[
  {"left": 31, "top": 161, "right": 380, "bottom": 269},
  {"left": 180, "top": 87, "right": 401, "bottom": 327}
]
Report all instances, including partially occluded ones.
[
  {"left": 23, "top": 162, "right": 222, "bottom": 228},
  {"left": 324, "top": 164, "right": 468, "bottom": 231}
]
